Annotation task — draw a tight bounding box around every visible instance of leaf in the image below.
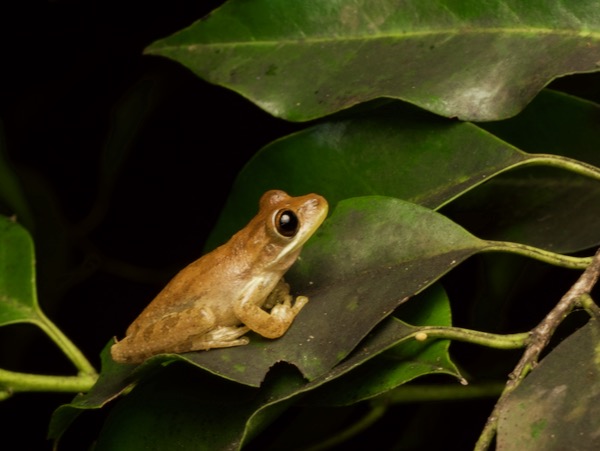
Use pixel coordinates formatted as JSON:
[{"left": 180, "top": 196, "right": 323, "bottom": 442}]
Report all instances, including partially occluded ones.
[
  {"left": 145, "top": 0, "right": 600, "bottom": 122},
  {"left": 52, "top": 285, "right": 459, "bottom": 449},
  {"left": 91, "top": 363, "right": 306, "bottom": 451},
  {"left": 51, "top": 197, "right": 483, "bottom": 426},
  {"left": 204, "top": 103, "right": 520, "bottom": 249},
  {"left": 162, "top": 197, "right": 484, "bottom": 386},
  {"left": 302, "top": 284, "right": 463, "bottom": 406},
  {"left": 481, "top": 90, "right": 600, "bottom": 167},
  {"left": 442, "top": 167, "right": 600, "bottom": 253},
  {"left": 443, "top": 90, "right": 600, "bottom": 253},
  {"left": 204, "top": 100, "right": 600, "bottom": 253},
  {"left": 0, "top": 215, "right": 40, "bottom": 325},
  {"left": 497, "top": 320, "right": 600, "bottom": 450},
  {"left": 48, "top": 341, "right": 144, "bottom": 443}
]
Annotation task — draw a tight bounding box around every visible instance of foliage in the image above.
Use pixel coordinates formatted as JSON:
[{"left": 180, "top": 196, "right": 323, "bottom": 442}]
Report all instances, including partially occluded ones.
[{"left": 2, "top": 1, "right": 600, "bottom": 449}]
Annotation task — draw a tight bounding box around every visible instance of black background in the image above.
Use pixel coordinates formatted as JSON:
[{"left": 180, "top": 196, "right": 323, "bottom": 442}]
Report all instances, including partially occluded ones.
[{"left": 1, "top": 2, "right": 600, "bottom": 450}]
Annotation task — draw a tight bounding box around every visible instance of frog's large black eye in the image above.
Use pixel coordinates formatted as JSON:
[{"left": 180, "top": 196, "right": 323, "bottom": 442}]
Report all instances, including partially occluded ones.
[{"left": 275, "top": 209, "right": 299, "bottom": 237}]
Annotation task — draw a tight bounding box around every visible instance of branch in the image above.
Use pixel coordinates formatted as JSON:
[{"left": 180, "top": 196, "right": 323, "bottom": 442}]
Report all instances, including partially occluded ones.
[{"left": 474, "top": 246, "right": 600, "bottom": 451}]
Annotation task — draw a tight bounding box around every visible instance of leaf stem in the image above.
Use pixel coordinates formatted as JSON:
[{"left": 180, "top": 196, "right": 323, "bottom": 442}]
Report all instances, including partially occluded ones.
[
  {"left": 578, "top": 293, "right": 600, "bottom": 321},
  {"left": 416, "top": 327, "right": 529, "bottom": 349},
  {"left": 32, "top": 309, "right": 97, "bottom": 377},
  {"left": 483, "top": 240, "right": 591, "bottom": 269},
  {"left": 522, "top": 153, "right": 600, "bottom": 182},
  {"left": 0, "top": 368, "right": 97, "bottom": 395}
]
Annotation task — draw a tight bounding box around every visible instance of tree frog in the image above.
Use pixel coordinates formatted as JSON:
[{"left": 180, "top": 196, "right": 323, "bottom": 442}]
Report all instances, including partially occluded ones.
[{"left": 111, "top": 190, "right": 328, "bottom": 364}]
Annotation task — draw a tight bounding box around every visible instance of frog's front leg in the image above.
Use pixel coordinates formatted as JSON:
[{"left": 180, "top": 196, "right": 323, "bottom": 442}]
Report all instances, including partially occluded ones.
[{"left": 235, "top": 279, "right": 308, "bottom": 339}]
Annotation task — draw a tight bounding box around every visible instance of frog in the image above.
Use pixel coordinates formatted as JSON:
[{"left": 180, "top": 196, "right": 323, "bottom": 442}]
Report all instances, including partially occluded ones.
[{"left": 110, "top": 189, "right": 328, "bottom": 364}]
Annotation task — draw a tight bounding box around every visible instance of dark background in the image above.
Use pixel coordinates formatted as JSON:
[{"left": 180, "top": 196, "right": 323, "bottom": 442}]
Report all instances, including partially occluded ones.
[{"left": 1, "top": 2, "right": 599, "bottom": 450}]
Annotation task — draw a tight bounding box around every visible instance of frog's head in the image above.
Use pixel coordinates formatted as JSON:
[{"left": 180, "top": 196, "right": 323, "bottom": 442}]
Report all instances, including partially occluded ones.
[{"left": 253, "top": 190, "right": 328, "bottom": 271}]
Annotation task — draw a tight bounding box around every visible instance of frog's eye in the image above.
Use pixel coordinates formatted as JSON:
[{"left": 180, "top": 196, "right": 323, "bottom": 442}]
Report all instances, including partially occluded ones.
[{"left": 275, "top": 209, "right": 299, "bottom": 237}]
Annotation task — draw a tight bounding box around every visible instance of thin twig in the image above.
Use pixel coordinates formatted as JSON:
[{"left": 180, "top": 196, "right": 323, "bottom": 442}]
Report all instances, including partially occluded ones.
[{"left": 474, "top": 247, "right": 600, "bottom": 451}]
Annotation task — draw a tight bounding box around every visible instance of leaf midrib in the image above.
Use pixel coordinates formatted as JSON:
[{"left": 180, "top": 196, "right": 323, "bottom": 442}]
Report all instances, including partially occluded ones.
[{"left": 150, "top": 28, "right": 599, "bottom": 51}]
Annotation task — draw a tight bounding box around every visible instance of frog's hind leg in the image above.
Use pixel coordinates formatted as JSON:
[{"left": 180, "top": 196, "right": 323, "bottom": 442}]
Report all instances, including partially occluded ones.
[{"left": 111, "top": 304, "right": 217, "bottom": 363}]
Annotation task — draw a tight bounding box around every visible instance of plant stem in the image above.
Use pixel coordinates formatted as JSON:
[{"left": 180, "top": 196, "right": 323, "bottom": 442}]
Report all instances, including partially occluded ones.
[
  {"left": 416, "top": 327, "right": 529, "bottom": 349},
  {"left": 32, "top": 309, "right": 97, "bottom": 377},
  {"left": 474, "top": 246, "right": 600, "bottom": 451},
  {"left": 484, "top": 240, "right": 592, "bottom": 269},
  {"left": 522, "top": 153, "right": 600, "bottom": 182},
  {"left": 578, "top": 293, "right": 600, "bottom": 321},
  {"left": 0, "top": 368, "right": 97, "bottom": 395}
]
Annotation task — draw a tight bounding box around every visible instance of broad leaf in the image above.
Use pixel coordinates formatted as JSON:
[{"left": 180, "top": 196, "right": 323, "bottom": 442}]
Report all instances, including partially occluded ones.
[
  {"left": 302, "top": 284, "right": 462, "bottom": 406},
  {"left": 442, "top": 167, "right": 600, "bottom": 253},
  {"left": 90, "top": 363, "right": 306, "bottom": 451},
  {"left": 56, "top": 197, "right": 485, "bottom": 395},
  {"left": 497, "top": 320, "right": 600, "bottom": 450},
  {"left": 184, "top": 196, "right": 484, "bottom": 385},
  {"left": 51, "top": 285, "right": 459, "bottom": 449},
  {"left": 442, "top": 90, "right": 600, "bottom": 253},
  {"left": 204, "top": 100, "right": 600, "bottom": 253},
  {"left": 482, "top": 90, "right": 600, "bottom": 166},
  {"left": 146, "top": 0, "right": 600, "bottom": 122}
]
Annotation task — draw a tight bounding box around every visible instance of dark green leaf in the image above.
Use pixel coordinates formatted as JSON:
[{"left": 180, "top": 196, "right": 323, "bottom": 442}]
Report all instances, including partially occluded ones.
[
  {"left": 302, "top": 284, "right": 462, "bottom": 406},
  {"left": 443, "top": 90, "right": 600, "bottom": 253},
  {"left": 497, "top": 320, "right": 600, "bottom": 450},
  {"left": 48, "top": 341, "right": 146, "bottom": 443},
  {"left": 205, "top": 103, "right": 527, "bottom": 250},
  {"left": 481, "top": 90, "right": 600, "bottom": 166},
  {"left": 51, "top": 285, "right": 461, "bottom": 449},
  {"left": 51, "top": 197, "right": 484, "bottom": 437},
  {"left": 442, "top": 166, "right": 600, "bottom": 253},
  {"left": 91, "top": 363, "right": 306, "bottom": 451},
  {"left": 170, "top": 197, "right": 484, "bottom": 386},
  {"left": 146, "top": 0, "right": 600, "bottom": 121}
]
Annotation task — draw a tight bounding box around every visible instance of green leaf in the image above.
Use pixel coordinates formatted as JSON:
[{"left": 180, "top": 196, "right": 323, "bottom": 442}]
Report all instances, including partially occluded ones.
[
  {"left": 481, "top": 90, "right": 600, "bottom": 166},
  {"left": 87, "top": 295, "right": 460, "bottom": 450},
  {"left": 183, "top": 197, "right": 484, "bottom": 386},
  {"left": 91, "top": 363, "right": 306, "bottom": 451},
  {"left": 78, "top": 196, "right": 479, "bottom": 391},
  {"left": 443, "top": 90, "right": 600, "bottom": 253},
  {"left": 442, "top": 166, "right": 600, "bottom": 253},
  {"left": 204, "top": 101, "right": 600, "bottom": 253},
  {"left": 0, "top": 215, "right": 40, "bottom": 325},
  {"left": 146, "top": 0, "right": 600, "bottom": 122},
  {"left": 302, "top": 285, "right": 463, "bottom": 406},
  {"left": 48, "top": 342, "right": 141, "bottom": 443},
  {"left": 51, "top": 198, "right": 483, "bottom": 426},
  {"left": 497, "top": 320, "right": 600, "bottom": 450},
  {"left": 204, "top": 103, "right": 520, "bottom": 249},
  {"left": 52, "top": 287, "right": 460, "bottom": 450}
]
